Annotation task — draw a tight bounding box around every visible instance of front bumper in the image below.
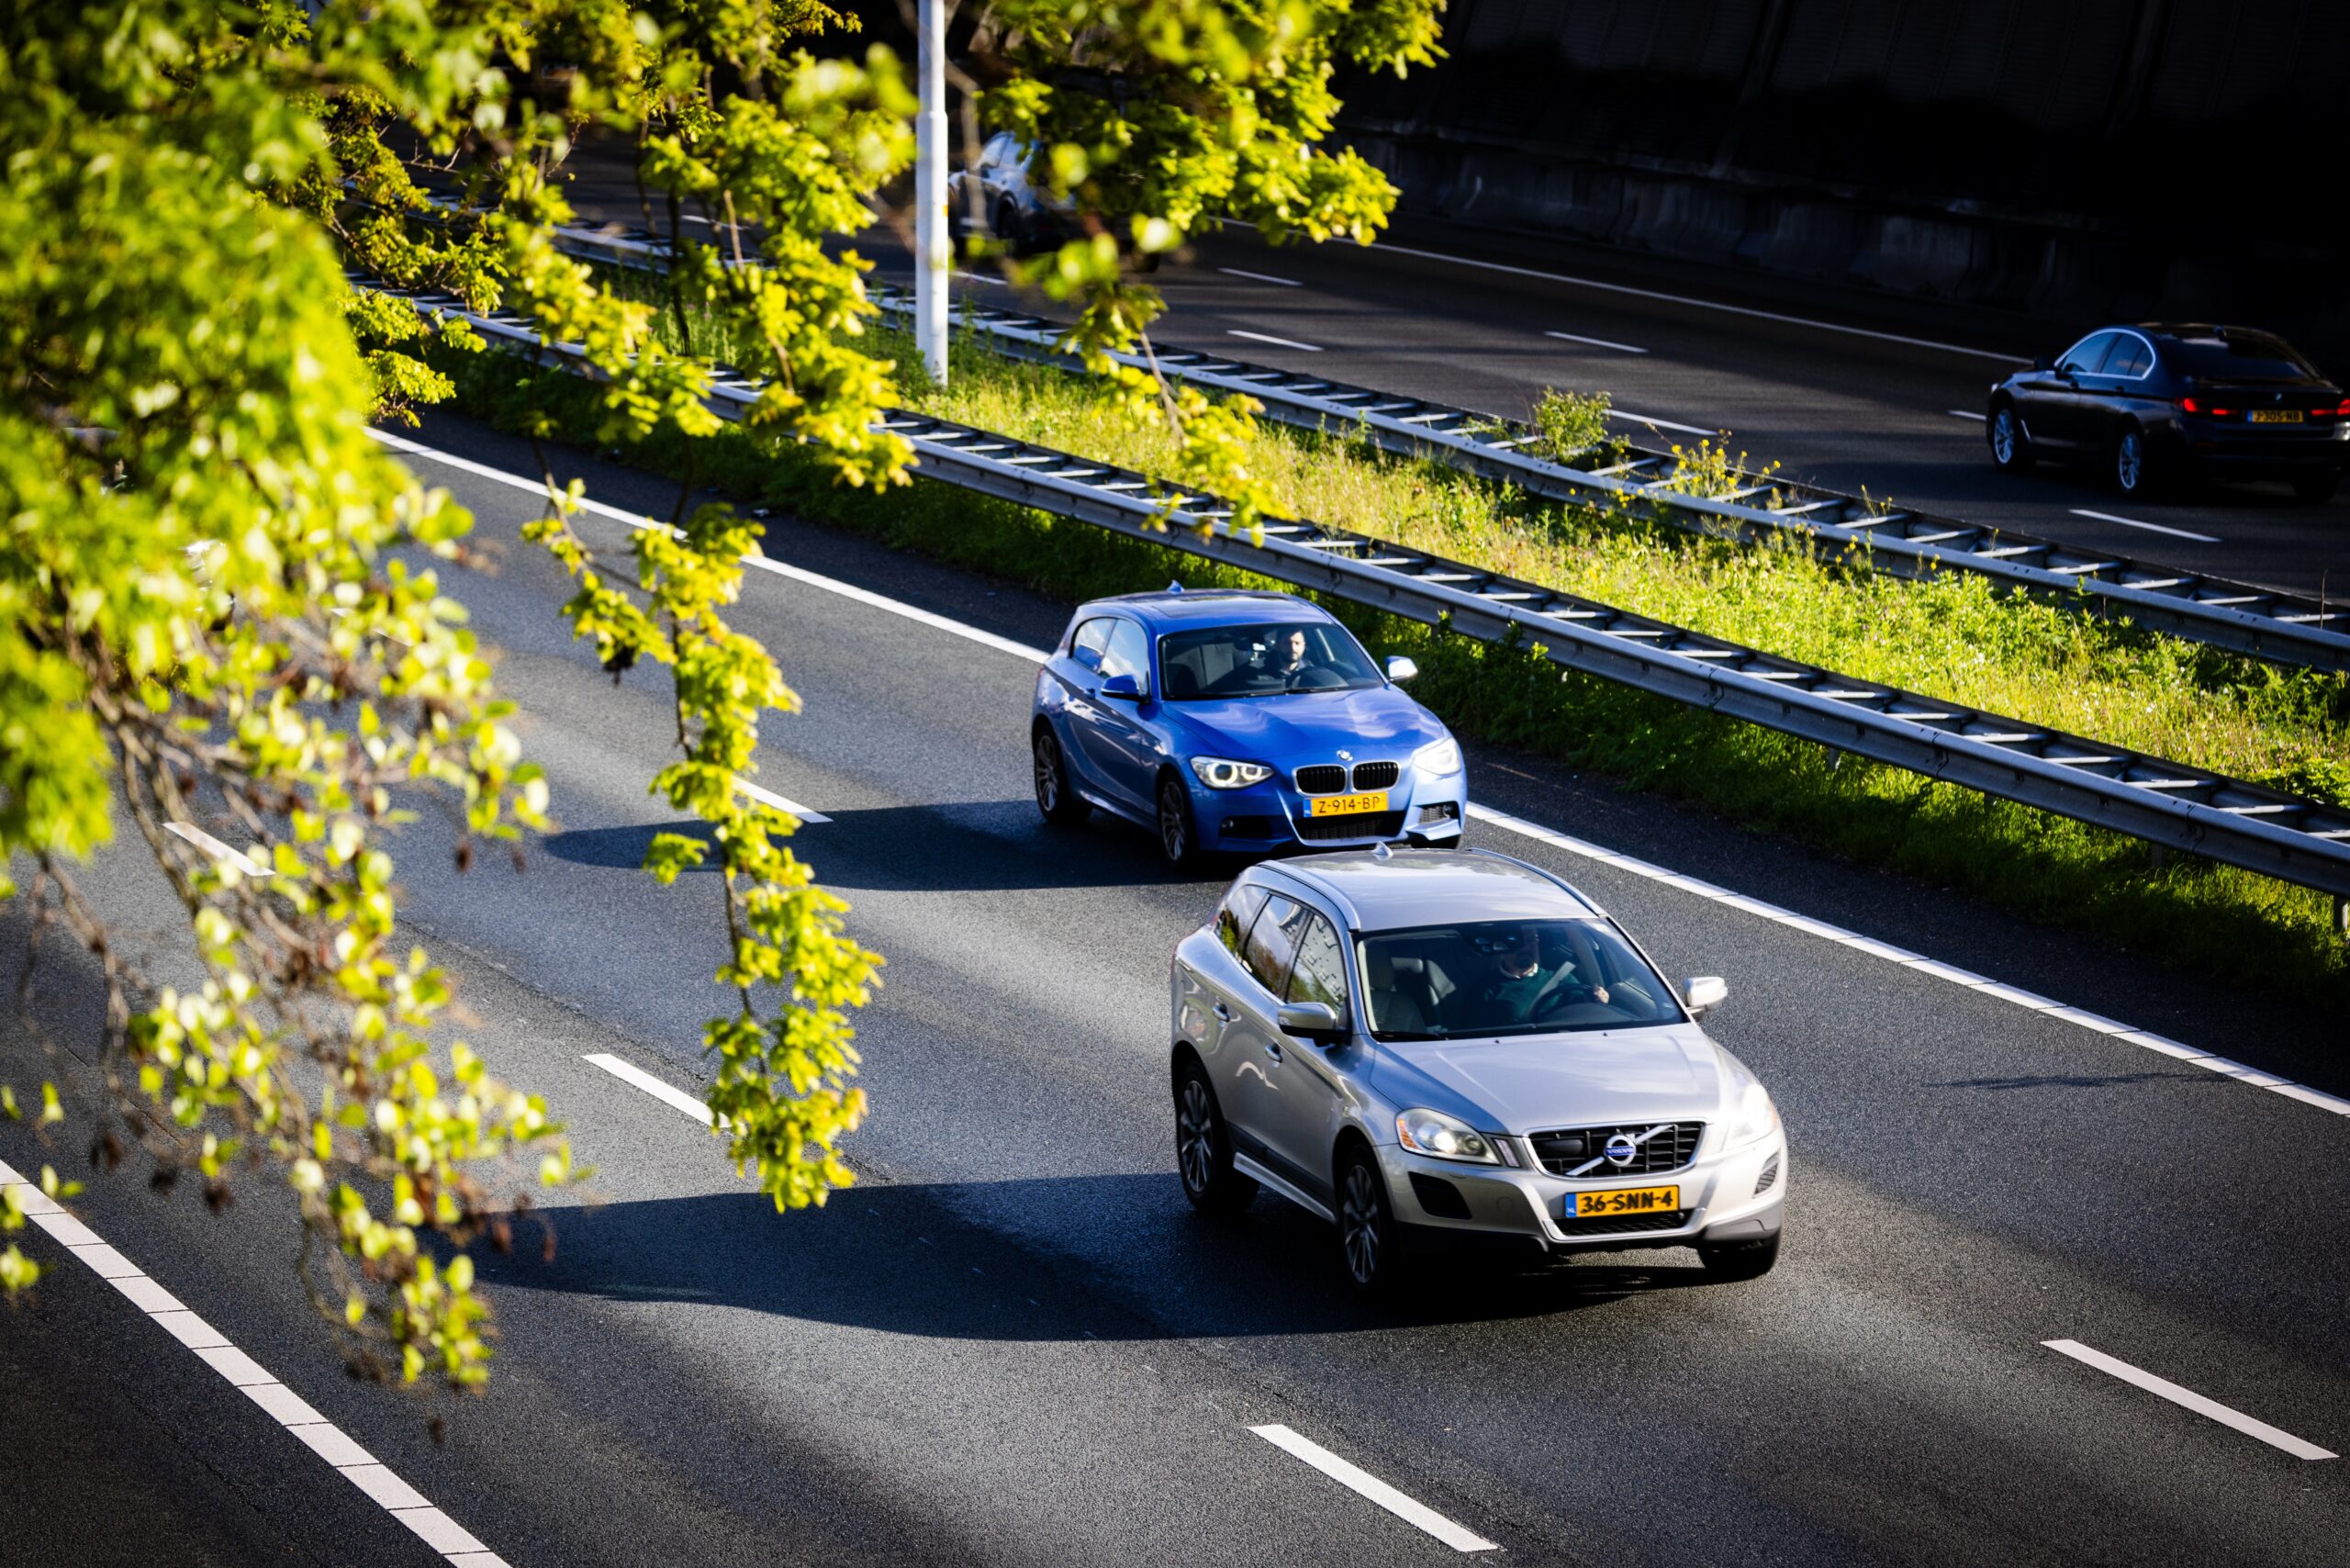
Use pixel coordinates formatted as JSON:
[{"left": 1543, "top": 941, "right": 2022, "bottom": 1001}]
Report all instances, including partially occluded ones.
[
  {"left": 1189, "top": 766, "right": 1468, "bottom": 853},
  {"left": 1377, "top": 1132, "right": 1787, "bottom": 1253}
]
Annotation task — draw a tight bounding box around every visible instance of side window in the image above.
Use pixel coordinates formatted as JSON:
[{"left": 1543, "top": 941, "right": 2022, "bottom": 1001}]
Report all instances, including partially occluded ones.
[
  {"left": 1069, "top": 617, "right": 1113, "bottom": 673},
  {"left": 1241, "top": 894, "right": 1303, "bottom": 996},
  {"left": 1102, "top": 620, "right": 1150, "bottom": 694},
  {"left": 2101, "top": 335, "right": 2152, "bottom": 378},
  {"left": 1286, "top": 913, "right": 1352, "bottom": 1025},
  {"left": 1214, "top": 883, "right": 1269, "bottom": 958},
  {"left": 982, "top": 132, "right": 1015, "bottom": 169},
  {"left": 2057, "top": 331, "right": 2117, "bottom": 375}
]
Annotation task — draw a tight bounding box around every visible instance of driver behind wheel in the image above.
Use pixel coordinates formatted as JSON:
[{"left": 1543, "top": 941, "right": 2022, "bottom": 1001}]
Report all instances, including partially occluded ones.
[{"left": 1472, "top": 926, "right": 1603, "bottom": 1026}]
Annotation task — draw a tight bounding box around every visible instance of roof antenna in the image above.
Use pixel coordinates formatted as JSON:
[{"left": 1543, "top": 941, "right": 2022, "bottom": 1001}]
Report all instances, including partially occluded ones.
[
  {"left": 1166, "top": 579, "right": 1185, "bottom": 592},
  {"left": 1371, "top": 840, "right": 1393, "bottom": 861}
]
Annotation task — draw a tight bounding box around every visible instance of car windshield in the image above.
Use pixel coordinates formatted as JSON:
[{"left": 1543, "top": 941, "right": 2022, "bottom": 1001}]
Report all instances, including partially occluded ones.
[
  {"left": 1359, "top": 919, "right": 1684, "bottom": 1040},
  {"left": 1158, "top": 622, "right": 1384, "bottom": 700},
  {"left": 2166, "top": 330, "right": 2319, "bottom": 382}
]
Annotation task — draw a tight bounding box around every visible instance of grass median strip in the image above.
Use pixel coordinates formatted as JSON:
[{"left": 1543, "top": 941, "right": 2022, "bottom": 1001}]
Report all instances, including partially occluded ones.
[{"left": 431, "top": 330, "right": 2350, "bottom": 1011}]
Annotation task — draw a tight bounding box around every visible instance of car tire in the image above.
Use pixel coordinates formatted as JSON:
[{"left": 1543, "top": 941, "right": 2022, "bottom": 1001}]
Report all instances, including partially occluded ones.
[
  {"left": 2290, "top": 471, "right": 2341, "bottom": 505},
  {"left": 1033, "top": 727, "right": 1091, "bottom": 826},
  {"left": 994, "top": 197, "right": 1024, "bottom": 254},
  {"left": 1174, "top": 1063, "right": 1256, "bottom": 1215},
  {"left": 1157, "top": 774, "right": 1201, "bottom": 870},
  {"left": 1336, "top": 1146, "right": 1405, "bottom": 1295},
  {"left": 1696, "top": 1232, "right": 1780, "bottom": 1282},
  {"left": 1986, "top": 402, "right": 2034, "bottom": 473},
  {"left": 2111, "top": 423, "right": 2165, "bottom": 499}
]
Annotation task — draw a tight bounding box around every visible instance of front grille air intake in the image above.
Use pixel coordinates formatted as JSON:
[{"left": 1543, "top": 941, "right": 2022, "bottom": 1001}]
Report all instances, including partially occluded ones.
[
  {"left": 1296, "top": 810, "right": 1407, "bottom": 842},
  {"left": 1294, "top": 764, "right": 1346, "bottom": 795},
  {"left": 1555, "top": 1208, "right": 1691, "bottom": 1238},
  {"left": 1754, "top": 1152, "right": 1780, "bottom": 1196},
  {"left": 1351, "top": 760, "right": 1400, "bottom": 790},
  {"left": 1528, "top": 1122, "right": 1705, "bottom": 1177}
]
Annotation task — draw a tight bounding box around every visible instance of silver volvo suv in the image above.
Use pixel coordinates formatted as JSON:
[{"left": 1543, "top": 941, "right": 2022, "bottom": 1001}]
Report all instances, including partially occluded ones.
[{"left": 1169, "top": 847, "right": 1786, "bottom": 1292}]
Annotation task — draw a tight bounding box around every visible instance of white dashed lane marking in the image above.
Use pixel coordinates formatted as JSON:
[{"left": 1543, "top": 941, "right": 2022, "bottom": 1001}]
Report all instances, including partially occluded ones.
[
  {"left": 2071, "top": 508, "right": 2221, "bottom": 544},
  {"left": 1249, "top": 1425, "right": 1497, "bottom": 1552},
  {"left": 1217, "top": 267, "right": 1302, "bottom": 288},
  {"left": 1609, "top": 409, "right": 1719, "bottom": 437},
  {"left": 1226, "top": 329, "right": 1324, "bottom": 353},
  {"left": 585, "top": 1052, "right": 722, "bottom": 1127},
  {"left": 0, "top": 1159, "right": 510, "bottom": 1566},
  {"left": 2042, "top": 1339, "right": 2336, "bottom": 1461},
  {"left": 1544, "top": 329, "right": 1647, "bottom": 354}
]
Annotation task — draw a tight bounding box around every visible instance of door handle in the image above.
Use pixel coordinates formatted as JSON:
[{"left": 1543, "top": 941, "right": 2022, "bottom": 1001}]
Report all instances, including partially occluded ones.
[
  {"left": 1264, "top": 1039, "right": 1283, "bottom": 1062},
  {"left": 1212, "top": 1002, "right": 1232, "bottom": 1023}
]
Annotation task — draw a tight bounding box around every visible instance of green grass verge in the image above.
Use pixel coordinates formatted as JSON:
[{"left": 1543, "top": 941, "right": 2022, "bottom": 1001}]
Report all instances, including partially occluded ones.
[{"left": 432, "top": 338, "right": 2350, "bottom": 1011}]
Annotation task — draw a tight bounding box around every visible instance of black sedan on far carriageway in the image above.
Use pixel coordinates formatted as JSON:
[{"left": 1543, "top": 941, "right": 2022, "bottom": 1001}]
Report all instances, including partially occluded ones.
[{"left": 1985, "top": 324, "right": 2349, "bottom": 503}]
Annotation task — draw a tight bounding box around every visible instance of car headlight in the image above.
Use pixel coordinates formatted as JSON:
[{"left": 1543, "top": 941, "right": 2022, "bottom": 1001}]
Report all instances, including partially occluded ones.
[
  {"left": 1729, "top": 1080, "right": 1780, "bottom": 1147},
  {"left": 1189, "top": 756, "right": 1272, "bottom": 790},
  {"left": 1395, "top": 1108, "right": 1501, "bottom": 1165},
  {"left": 1413, "top": 737, "right": 1462, "bottom": 778}
]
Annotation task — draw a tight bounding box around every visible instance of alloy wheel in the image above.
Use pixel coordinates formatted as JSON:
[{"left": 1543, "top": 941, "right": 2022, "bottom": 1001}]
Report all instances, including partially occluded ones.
[
  {"left": 1034, "top": 733, "right": 1061, "bottom": 812},
  {"left": 1158, "top": 783, "right": 1190, "bottom": 864},
  {"left": 1990, "top": 409, "right": 2017, "bottom": 464},
  {"left": 1340, "top": 1162, "right": 1382, "bottom": 1285},
  {"left": 2115, "top": 429, "right": 2143, "bottom": 492},
  {"left": 1177, "top": 1080, "right": 1215, "bottom": 1194}
]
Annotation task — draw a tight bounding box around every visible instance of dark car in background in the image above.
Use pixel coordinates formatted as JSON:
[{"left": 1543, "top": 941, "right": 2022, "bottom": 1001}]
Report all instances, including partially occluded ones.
[{"left": 1986, "top": 325, "right": 2349, "bottom": 503}]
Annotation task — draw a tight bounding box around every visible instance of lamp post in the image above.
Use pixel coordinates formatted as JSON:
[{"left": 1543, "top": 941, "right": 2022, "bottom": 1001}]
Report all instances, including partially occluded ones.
[{"left": 913, "top": 0, "right": 949, "bottom": 386}]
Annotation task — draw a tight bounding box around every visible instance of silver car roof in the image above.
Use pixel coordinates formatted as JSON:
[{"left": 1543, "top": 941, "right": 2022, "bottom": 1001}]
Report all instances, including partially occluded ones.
[{"left": 1257, "top": 848, "right": 1602, "bottom": 933}]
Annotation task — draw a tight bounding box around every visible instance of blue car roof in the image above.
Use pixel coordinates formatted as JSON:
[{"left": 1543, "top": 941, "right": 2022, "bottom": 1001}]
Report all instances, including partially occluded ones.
[{"left": 1082, "top": 588, "right": 1329, "bottom": 630}]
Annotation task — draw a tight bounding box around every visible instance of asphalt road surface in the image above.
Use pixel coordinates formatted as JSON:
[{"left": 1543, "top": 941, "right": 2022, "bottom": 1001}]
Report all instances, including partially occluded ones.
[{"left": 5, "top": 412, "right": 2346, "bottom": 1567}]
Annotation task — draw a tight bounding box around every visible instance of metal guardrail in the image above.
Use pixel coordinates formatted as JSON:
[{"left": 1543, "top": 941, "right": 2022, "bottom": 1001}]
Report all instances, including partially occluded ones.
[
  {"left": 493, "top": 211, "right": 2350, "bottom": 673},
  {"left": 866, "top": 282, "right": 2350, "bottom": 677},
  {"left": 354, "top": 268, "right": 2350, "bottom": 901}
]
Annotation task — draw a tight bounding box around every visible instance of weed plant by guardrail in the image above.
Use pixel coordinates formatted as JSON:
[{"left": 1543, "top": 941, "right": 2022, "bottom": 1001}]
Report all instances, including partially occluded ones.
[{"left": 434, "top": 337, "right": 2350, "bottom": 1011}]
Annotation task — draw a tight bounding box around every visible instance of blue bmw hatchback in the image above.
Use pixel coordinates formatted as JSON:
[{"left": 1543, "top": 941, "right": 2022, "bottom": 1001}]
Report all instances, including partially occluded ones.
[{"left": 1030, "top": 588, "right": 1468, "bottom": 867}]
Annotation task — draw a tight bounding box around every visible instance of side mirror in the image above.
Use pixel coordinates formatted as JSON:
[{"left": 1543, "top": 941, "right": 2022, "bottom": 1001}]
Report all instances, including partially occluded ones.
[
  {"left": 1277, "top": 1001, "right": 1344, "bottom": 1041},
  {"left": 1099, "top": 672, "right": 1145, "bottom": 700},
  {"left": 2032, "top": 354, "right": 2054, "bottom": 373},
  {"left": 1683, "top": 976, "right": 1728, "bottom": 1020},
  {"left": 1385, "top": 655, "right": 1419, "bottom": 684}
]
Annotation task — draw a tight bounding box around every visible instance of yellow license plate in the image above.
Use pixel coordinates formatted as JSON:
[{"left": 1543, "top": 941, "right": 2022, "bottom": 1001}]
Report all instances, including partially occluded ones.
[
  {"left": 1306, "top": 790, "right": 1389, "bottom": 817},
  {"left": 1572, "top": 1185, "right": 1680, "bottom": 1218},
  {"left": 2249, "top": 409, "right": 2304, "bottom": 424}
]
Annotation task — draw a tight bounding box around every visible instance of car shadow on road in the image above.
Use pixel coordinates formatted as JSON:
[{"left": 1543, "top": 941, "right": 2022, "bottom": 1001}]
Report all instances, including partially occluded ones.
[
  {"left": 464, "top": 1172, "right": 1719, "bottom": 1344},
  {"left": 539, "top": 803, "right": 1221, "bottom": 893}
]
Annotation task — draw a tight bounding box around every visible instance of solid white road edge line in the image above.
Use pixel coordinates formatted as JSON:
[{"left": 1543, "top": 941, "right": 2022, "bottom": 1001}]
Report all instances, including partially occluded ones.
[
  {"left": 1249, "top": 1425, "right": 1497, "bottom": 1552},
  {"left": 1466, "top": 803, "right": 2350, "bottom": 1124},
  {"left": 1460, "top": 803, "right": 2350, "bottom": 1120},
  {"left": 0, "top": 1158, "right": 511, "bottom": 1566},
  {"left": 585, "top": 1052, "right": 722, "bottom": 1128},
  {"left": 2070, "top": 508, "right": 2221, "bottom": 544},
  {"left": 1216, "top": 220, "right": 2023, "bottom": 364},
  {"left": 1946, "top": 409, "right": 1987, "bottom": 421},
  {"left": 1608, "top": 409, "right": 1720, "bottom": 437},
  {"left": 366, "top": 427, "right": 1053, "bottom": 666},
  {"left": 1227, "top": 329, "right": 1324, "bottom": 353},
  {"left": 371, "top": 431, "right": 2347, "bottom": 1124},
  {"left": 2040, "top": 1339, "right": 2336, "bottom": 1461},
  {"left": 1543, "top": 329, "right": 1647, "bottom": 355},
  {"left": 1217, "top": 267, "right": 1302, "bottom": 287}
]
